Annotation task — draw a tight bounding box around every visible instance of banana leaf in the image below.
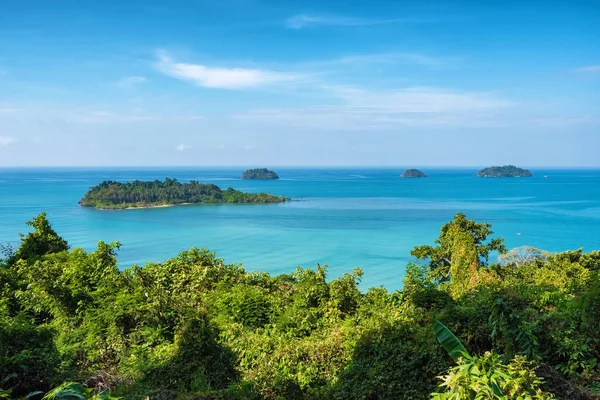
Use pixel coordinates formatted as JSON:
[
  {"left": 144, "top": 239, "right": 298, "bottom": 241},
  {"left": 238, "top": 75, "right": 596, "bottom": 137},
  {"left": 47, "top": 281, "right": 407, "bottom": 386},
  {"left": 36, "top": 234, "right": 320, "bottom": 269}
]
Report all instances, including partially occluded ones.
[{"left": 433, "top": 320, "right": 471, "bottom": 363}]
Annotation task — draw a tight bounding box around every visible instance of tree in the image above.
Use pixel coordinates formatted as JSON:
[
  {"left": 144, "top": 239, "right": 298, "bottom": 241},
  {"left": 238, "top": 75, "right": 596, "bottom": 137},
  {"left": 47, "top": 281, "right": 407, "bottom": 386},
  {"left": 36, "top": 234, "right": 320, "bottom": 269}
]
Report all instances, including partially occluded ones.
[
  {"left": 79, "top": 179, "right": 287, "bottom": 209},
  {"left": 0, "top": 243, "right": 13, "bottom": 269},
  {"left": 498, "top": 246, "right": 551, "bottom": 267},
  {"left": 10, "top": 212, "right": 69, "bottom": 264},
  {"left": 411, "top": 213, "right": 506, "bottom": 295}
]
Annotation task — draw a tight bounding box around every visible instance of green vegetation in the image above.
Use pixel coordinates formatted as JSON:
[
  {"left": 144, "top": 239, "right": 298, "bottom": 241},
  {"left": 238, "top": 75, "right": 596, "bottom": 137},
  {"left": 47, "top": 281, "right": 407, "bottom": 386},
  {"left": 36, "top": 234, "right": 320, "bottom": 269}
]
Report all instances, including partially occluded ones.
[
  {"left": 400, "top": 169, "right": 428, "bottom": 178},
  {"left": 241, "top": 169, "right": 279, "bottom": 180},
  {"left": 431, "top": 321, "right": 552, "bottom": 399},
  {"left": 78, "top": 178, "right": 288, "bottom": 209},
  {"left": 476, "top": 165, "right": 533, "bottom": 178},
  {"left": 1, "top": 212, "right": 599, "bottom": 399}
]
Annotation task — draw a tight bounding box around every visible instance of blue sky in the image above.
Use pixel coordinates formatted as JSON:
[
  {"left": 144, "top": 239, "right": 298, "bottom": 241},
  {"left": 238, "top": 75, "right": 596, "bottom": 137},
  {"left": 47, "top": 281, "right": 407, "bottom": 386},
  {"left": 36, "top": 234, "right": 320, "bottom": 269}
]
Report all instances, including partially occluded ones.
[{"left": 0, "top": 0, "right": 598, "bottom": 166}]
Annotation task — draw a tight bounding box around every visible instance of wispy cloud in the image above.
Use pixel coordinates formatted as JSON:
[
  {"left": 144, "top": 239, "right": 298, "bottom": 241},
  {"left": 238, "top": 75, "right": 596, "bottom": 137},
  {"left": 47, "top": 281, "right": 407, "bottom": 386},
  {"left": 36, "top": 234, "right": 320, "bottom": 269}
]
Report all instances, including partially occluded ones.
[
  {"left": 155, "top": 51, "right": 300, "bottom": 90},
  {"left": 325, "top": 86, "right": 512, "bottom": 112},
  {"left": 291, "top": 52, "right": 453, "bottom": 73},
  {"left": 235, "top": 107, "right": 506, "bottom": 129},
  {"left": 68, "top": 109, "right": 203, "bottom": 124},
  {"left": 285, "top": 14, "right": 420, "bottom": 29},
  {"left": 0, "top": 136, "right": 16, "bottom": 149},
  {"left": 234, "top": 86, "right": 513, "bottom": 129},
  {"left": 529, "top": 115, "right": 600, "bottom": 127},
  {"left": 153, "top": 49, "right": 454, "bottom": 93},
  {"left": 73, "top": 110, "right": 159, "bottom": 124},
  {"left": 175, "top": 144, "right": 191, "bottom": 152},
  {"left": 0, "top": 107, "right": 21, "bottom": 113},
  {"left": 575, "top": 65, "right": 600, "bottom": 74},
  {"left": 327, "top": 53, "right": 449, "bottom": 68},
  {"left": 118, "top": 75, "right": 147, "bottom": 87}
]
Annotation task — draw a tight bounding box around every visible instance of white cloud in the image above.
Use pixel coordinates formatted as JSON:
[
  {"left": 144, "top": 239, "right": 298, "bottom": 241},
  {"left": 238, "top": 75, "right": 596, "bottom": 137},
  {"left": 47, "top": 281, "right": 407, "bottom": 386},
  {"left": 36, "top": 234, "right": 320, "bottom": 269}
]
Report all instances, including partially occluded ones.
[
  {"left": 235, "top": 107, "right": 504, "bottom": 129},
  {"left": 0, "top": 107, "right": 20, "bottom": 113},
  {"left": 155, "top": 51, "right": 299, "bottom": 90},
  {"left": 0, "top": 136, "right": 16, "bottom": 149},
  {"left": 175, "top": 144, "right": 191, "bottom": 152},
  {"left": 292, "top": 52, "right": 453, "bottom": 72},
  {"left": 331, "top": 53, "right": 445, "bottom": 67},
  {"left": 73, "top": 110, "right": 159, "bottom": 123},
  {"left": 285, "top": 14, "right": 415, "bottom": 29},
  {"left": 64, "top": 109, "right": 203, "bottom": 124},
  {"left": 118, "top": 76, "right": 147, "bottom": 87},
  {"left": 529, "top": 115, "right": 599, "bottom": 127},
  {"left": 326, "top": 86, "right": 513, "bottom": 112},
  {"left": 576, "top": 65, "right": 600, "bottom": 74},
  {"left": 234, "top": 86, "right": 513, "bottom": 129}
]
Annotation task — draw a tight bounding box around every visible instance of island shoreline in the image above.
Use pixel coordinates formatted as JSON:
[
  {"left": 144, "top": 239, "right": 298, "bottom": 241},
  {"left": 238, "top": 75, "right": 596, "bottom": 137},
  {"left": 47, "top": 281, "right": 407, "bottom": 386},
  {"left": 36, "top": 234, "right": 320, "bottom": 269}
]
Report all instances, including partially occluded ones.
[
  {"left": 86, "top": 201, "right": 293, "bottom": 210},
  {"left": 79, "top": 178, "right": 289, "bottom": 210}
]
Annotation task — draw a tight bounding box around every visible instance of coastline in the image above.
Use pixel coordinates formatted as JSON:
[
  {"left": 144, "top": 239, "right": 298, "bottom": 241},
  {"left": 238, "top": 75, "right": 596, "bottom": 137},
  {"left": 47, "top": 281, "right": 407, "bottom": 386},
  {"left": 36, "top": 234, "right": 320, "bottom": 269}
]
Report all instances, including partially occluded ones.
[
  {"left": 84, "top": 200, "right": 291, "bottom": 210},
  {"left": 2, "top": 167, "right": 598, "bottom": 291},
  {"left": 79, "top": 179, "right": 288, "bottom": 210},
  {"left": 79, "top": 202, "right": 193, "bottom": 210},
  {"left": 122, "top": 202, "right": 192, "bottom": 210}
]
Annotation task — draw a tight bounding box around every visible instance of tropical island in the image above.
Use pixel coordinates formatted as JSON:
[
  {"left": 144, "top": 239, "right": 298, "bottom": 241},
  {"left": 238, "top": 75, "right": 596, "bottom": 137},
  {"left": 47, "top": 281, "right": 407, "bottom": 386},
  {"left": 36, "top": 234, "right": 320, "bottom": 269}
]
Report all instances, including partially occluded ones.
[
  {"left": 241, "top": 168, "right": 279, "bottom": 180},
  {"left": 400, "top": 168, "right": 428, "bottom": 178},
  {"left": 476, "top": 165, "right": 533, "bottom": 178},
  {"left": 79, "top": 178, "right": 288, "bottom": 209},
  {"left": 1, "top": 212, "right": 598, "bottom": 399}
]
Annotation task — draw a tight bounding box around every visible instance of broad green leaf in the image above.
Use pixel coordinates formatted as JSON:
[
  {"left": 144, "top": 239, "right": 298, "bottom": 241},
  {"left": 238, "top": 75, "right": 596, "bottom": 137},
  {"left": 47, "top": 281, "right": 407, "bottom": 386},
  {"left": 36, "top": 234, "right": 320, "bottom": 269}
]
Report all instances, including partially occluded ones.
[
  {"left": 490, "top": 381, "right": 504, "bottom": 397},
  {"left": 43, "top": 382, "right": 87, "bottom": 400},
  {"left": 433, "top": 320, "right": 471, "bottom": 363}
]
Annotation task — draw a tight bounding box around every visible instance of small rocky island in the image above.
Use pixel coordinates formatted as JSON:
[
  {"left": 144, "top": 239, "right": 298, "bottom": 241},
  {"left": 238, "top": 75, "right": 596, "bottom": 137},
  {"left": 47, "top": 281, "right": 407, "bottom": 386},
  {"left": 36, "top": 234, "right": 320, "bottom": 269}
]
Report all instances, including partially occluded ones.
[
  {"left": 241, "top": 168, "right": 279, "bottom": 180},
  {"left": 476, "top": 165, "right": 533, "bottom": 178},
  {"left": 79, "top": 179, "right": 288, "bottom": 209},
  {"left": 400, "top": 169, "right": 428, "bottom": 178}
]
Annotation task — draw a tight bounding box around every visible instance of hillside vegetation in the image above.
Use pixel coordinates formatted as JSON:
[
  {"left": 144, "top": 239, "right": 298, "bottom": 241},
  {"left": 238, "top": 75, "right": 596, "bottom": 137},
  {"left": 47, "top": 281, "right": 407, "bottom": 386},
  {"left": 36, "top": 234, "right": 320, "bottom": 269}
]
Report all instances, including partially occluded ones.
[
  {"left": 241, "top": 169, "right": 279, "bottom": 180},
  {"left": 476, "top": 165, "right": 533, "bottom": 178},
  {"left": 1, "top": 212, "right": 599, "bottom": 399},
  {"left": 400, "top": 169, "right": 428, "bottom": 178},
  {"left": 79, "top": 178, "right": 288, "bottom": 209}
]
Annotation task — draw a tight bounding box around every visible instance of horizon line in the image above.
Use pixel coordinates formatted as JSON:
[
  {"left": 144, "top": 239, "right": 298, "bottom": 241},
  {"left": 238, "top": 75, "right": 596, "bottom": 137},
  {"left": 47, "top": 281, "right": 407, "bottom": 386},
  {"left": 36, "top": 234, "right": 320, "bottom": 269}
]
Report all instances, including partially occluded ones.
[{"left": 1, "top": 165, "right": 600, "bottom": 170}]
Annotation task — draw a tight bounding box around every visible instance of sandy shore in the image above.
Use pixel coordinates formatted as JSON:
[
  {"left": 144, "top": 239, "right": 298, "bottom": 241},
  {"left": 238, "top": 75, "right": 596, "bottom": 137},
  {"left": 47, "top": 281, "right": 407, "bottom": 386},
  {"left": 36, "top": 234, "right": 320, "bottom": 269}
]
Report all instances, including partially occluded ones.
[{"left": 94, "top": 203, "right": 193, "bottom": 210}]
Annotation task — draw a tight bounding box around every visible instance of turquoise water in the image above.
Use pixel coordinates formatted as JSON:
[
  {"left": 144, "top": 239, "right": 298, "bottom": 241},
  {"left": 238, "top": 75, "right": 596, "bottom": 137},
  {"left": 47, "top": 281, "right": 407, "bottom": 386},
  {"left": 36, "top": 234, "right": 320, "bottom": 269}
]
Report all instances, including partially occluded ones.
[{"left": 1, "top": 167, "right": 599, "bottom": 290}]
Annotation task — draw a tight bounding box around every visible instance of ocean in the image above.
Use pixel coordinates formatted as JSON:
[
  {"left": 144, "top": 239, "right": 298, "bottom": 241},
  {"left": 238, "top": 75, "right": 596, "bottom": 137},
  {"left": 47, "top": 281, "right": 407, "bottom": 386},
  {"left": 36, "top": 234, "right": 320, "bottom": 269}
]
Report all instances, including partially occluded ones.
[{"left": 1, "top": 167, "right": 599, "bottom": 290}]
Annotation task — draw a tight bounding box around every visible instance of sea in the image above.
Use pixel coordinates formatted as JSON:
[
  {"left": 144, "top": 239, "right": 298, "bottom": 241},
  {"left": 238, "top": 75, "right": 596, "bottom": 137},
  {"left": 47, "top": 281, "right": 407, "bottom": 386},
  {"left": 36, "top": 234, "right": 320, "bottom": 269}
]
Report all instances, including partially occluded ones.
[{"left": 1, "top": 167, "right": 599, "bottom": 290}]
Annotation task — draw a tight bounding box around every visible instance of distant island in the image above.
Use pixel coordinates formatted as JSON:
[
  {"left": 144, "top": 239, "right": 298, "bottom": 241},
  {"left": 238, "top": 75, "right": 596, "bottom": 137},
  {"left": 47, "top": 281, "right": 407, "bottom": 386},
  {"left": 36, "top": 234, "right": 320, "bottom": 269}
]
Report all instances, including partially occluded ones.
[
  {"left": 241, "top": 168, "right": 279, "bottom": 180},
  {"left": 476, "top": 165, "right": 533, "bottom": 178},
  {"left": 79, "top": 178, "right": 288, "bottom": 209},
  {"left": 400, "top": 169, "right": 427, "bottom": 178}
]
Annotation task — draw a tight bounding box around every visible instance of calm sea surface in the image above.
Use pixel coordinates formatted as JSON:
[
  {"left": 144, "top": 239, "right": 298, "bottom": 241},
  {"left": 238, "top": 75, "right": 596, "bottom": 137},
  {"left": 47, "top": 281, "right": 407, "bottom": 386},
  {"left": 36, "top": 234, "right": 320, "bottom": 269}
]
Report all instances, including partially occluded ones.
[{"left": 1, "top": 167, "right": 599, "bottom": 289}]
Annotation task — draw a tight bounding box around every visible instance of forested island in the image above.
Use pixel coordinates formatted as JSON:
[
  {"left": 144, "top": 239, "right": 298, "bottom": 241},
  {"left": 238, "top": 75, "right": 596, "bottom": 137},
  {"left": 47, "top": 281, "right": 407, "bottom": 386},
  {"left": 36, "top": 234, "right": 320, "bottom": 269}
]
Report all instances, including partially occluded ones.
[
  {"left": 79, "top": 178, "right": 288, "bottom": 209},
  {"left": 1, "top": 212, "right": 599, "bottom": 399},
  {"left": 476, "top": 165, "right": 533, "bottom": 177},
  {"left": 241, "top": 168, "right": 279, "bottom": 180},
  {"left": 400, "top": 168, "right": 428, "bottom": 178}
]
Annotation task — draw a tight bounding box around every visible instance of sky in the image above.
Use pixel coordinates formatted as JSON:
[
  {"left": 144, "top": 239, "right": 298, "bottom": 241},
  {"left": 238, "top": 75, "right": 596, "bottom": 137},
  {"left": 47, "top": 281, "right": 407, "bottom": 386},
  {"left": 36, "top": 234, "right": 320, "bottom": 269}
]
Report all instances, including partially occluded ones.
[{"left": 0, "top": 0, "right": 599, "bottom": 167}]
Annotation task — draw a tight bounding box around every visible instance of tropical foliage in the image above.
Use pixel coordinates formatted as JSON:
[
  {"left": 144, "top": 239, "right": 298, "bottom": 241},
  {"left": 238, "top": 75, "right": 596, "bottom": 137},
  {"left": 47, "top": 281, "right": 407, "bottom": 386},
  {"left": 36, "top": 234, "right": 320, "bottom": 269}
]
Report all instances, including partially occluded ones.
[
  {"left": 476, "top": 165, "right": 533, "bottom": 178},
  {"left": 400, "top": 169, "right": 428, "bottom": 178},
  {"left": 0, "top": 213, "right": 598, "bottom": 399},
  {"left": 79, "top": 178, "right": 288, "bottom": 209},
  {"left": 432, "top": 321, "right": 553, "bottom": 399},
  {"left": 241, "top": 169, "right": 279, "bottom": 180}
]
